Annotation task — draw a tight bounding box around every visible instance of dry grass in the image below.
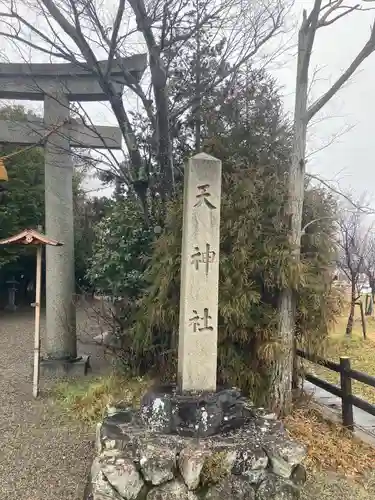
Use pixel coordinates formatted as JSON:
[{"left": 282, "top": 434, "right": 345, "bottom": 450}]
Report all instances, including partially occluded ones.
[
  {"left": 55, "top": 371, "right": 375, "bottom": 480},
  {"left": 284, "top": 403, "right": 375, "bottom": 477},
  {"left": 53, "top": 369, "right": 375, "bottom": 498},
  {"left": 304, "top": 306, "right": 375, "bottom": 405},
  {"left": 53, "top": 373, "right": 151, "bottom": 424},
  {"left": 302, "top": 469, "right": 375, "bottom": 500}
]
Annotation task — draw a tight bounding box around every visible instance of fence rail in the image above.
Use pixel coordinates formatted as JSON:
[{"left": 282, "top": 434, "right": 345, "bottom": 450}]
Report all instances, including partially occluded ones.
[{"left": 297, "top": 348, "right": 375, "bottom": 430}]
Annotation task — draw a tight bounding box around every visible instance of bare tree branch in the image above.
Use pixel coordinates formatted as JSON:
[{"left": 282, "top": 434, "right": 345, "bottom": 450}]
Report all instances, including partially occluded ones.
[
  {"left": 306, "top": 172, "right": 375, "bottom": 214},
  {"left": 0, "top": 0, "right": 290, "bottom": 216},
  {"left": 307, "top": 23, "right": 375, "bottom": 121}
]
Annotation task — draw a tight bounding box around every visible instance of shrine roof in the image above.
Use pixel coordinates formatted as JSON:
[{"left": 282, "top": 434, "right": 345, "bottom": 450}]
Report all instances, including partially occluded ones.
[{"left": 0, "top": 229, "right": 63, "bottom": 246}]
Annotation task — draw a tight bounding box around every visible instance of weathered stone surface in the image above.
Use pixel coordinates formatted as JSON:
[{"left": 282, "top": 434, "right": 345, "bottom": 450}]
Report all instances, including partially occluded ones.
[
  {"left": 290, "top": 464, "right": 307, "bottom": 486},
  {"left": 100, "top": 409, "right": 138, "bottom": 452},
  {"left": 256, "top": 475, "right": 300, "bottom": 500},
  {"left": 205, "top": 476, "right": 256, "bottom": 500},
  {"left": 263, "top": 436, "right": 306, "bottom": 479},
  {"left": 232, "top": 445, "right": 269, "bottom": 478},
  {"left": 239, "top": 469, "right": 267, "bottom": 485},
  {"left": 141, "top": 386, "right": 250, "bottom": 437},
  {"left": 177, "top": 153, "right": 222, "bottom": 393},
  {"left": 96, "top": 422, "right": 103, "bottom": 454},
  {"left": 92, "top": 404, "right": 306, "bottom": 500},
  {"left": 262, "top": 413, "right": 278, "bottom": 421},
  {"left": 99, "top": 406, "right": 306, "bottom": 479},
  {"left": 139, "top": 444, "right": 176, "bottom": 485},
  {"left": 39, "top": 355, "right": 90, "bottom": 378},
  {"left": 253, "top": 408, "right": 278, "bottom": 420},
  {"left": 106, "top": 404, "right": 134, "bottom": 418},
  {"left": 91, "top": 458, "right": 121, "bottom": 499},
  {"left": 0, "top": 119, "right": 122, "bottom": 149},
  {"left": 146, "top": 480, "right": 198, "bottom": 500},
  {"left": 178, "top": 446, "right": 208, "bottom": 490},
  {"left": 0, "top": 56, "right": 145, "bottom": 100},
  {"left": 99, "top": 452, "right": 144, "bottom": 500},
  {"left": 141, "top": 392, "right": 173, "bottom": 433},
  {"left": 201, "top": 449, "right": 237, "bottom": 485},
  {"left": 253, "top": 416, "right": 285, "bottom": 436},
  {"left": 44, "top": 91, "right": 76, "bottom": 360}
]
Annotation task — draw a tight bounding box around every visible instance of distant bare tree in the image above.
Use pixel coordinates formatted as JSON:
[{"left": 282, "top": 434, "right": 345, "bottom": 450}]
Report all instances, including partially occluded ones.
[{"left": 336, "top": 210, "right": 371, "bottom": 336}]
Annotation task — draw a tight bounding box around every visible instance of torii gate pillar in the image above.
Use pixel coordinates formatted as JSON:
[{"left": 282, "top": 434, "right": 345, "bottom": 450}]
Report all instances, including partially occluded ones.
[
  {"left": 44, "top": 92, "right": 76, "bottom": 360},
  {"left": 0, "top": 56, "right": 146, "bottom": 373}
]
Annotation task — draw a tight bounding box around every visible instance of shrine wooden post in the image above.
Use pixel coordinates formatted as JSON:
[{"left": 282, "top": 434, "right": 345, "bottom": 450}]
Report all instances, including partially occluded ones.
[{"left": 0, "top": 229, "right": 63, "bottom": 397}]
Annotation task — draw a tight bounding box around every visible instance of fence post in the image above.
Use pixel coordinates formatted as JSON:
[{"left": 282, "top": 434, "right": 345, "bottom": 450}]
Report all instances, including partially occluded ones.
[
  {"left": 359, "top": 301, "right": 367, "bottom": 339},
  {"left": 340, "top": 356, "right": 354, "bottom": 431}
]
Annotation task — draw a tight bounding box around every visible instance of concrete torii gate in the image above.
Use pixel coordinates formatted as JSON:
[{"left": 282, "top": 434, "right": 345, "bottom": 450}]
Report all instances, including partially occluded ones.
[{"left": 0, "top": 55, "right": 146, "bottom": 375}]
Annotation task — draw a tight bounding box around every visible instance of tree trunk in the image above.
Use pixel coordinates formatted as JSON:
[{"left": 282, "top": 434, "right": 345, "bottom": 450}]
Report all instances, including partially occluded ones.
[
  {"left": 128, "top": 0, "right": 174, "bottom": 195},
  {"left": 270, "top": 23, "right": 309, "bottom": 415},
  {"left": 149, "top": 58, "right": 174, "bottom": 191},
  {"left": 270, "top": 289, "right": 295, "bottom": 414},
  {"left": 346, "top": 280, "right": 356, "bottom": 336}
]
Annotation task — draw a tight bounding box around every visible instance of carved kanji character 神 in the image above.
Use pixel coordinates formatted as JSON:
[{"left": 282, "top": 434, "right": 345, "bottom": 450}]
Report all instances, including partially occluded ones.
[{"left": 191, "top": 244, "right": 216, "bottom": 274}]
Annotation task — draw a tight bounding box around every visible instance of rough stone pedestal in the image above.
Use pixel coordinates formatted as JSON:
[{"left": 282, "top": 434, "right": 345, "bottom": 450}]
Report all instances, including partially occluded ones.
[
  {"left": 140, "top": 386, "right": 249, "bottom": 437},
  {"left": 39, "top": 355, "right": 90, "bottom": 378},
  {"left": 85, "top": 399, "right": 306, "bottom": 500}
]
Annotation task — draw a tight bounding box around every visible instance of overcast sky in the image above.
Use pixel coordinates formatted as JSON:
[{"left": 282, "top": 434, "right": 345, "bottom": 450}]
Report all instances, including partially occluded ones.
[
  {"left": 1, "top": 0, "right": 375, "bottom": 202},
  {"left": 277, "top": 0, "right": 375, "bottom": 205}
]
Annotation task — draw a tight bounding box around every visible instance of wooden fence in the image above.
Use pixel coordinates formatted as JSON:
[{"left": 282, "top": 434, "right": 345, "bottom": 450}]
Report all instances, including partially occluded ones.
[{"left": 297, "top": 349, "right": 375, "bottom": 431}]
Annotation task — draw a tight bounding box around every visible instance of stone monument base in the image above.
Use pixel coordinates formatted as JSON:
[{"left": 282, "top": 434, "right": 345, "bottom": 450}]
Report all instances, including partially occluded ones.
[
  {"left": 140, "top": 385, "right": 250, "bottom": 437},
  {"left": 39, "top": 355, "right": 91, "bottom": 377},
  {"left": 85, "top": 399, "right": 306, "bottom": 500}
]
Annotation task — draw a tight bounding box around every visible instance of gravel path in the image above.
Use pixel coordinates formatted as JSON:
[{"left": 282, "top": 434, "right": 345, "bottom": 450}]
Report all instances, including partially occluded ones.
[{"left": 0, "top": 305, "right": 109, "bottom": 500}]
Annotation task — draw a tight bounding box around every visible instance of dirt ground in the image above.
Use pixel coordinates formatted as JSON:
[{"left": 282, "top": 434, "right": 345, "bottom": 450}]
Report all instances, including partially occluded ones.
[{"left": 0, "top": 303, "right": 110, "bottom": 500}]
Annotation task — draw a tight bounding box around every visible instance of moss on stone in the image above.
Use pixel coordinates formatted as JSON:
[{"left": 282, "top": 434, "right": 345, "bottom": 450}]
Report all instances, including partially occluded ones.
[{"left": 201, "top": 451, "right": 231, "bottom": 486}]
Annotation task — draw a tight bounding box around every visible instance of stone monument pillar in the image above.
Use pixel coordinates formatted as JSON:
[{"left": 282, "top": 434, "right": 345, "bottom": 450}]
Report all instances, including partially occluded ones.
[
  {"left": 44, "top": 93, "right": 76, "bottom": 359},
  {"left": 178, "top": 153, "right": 222, "bottom": 392},
  {"left": 141, "top": 153, "right": 247, "bottom": 438}
]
